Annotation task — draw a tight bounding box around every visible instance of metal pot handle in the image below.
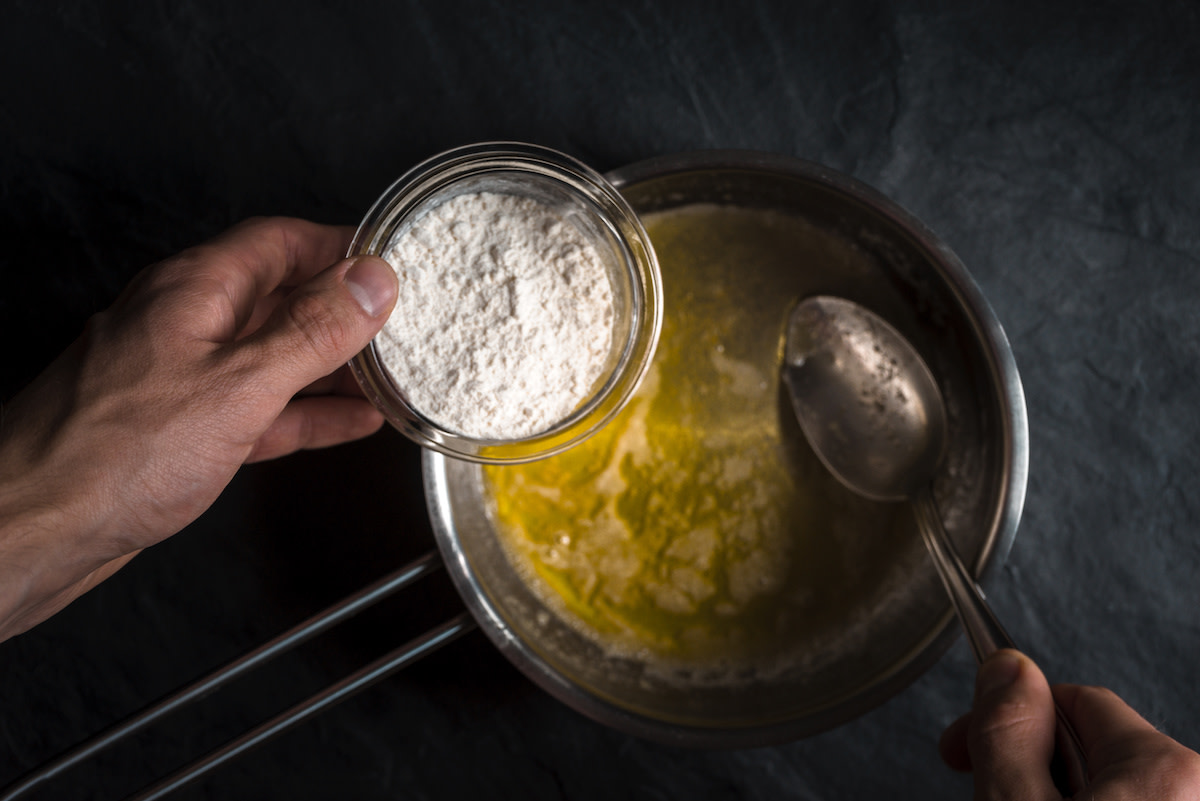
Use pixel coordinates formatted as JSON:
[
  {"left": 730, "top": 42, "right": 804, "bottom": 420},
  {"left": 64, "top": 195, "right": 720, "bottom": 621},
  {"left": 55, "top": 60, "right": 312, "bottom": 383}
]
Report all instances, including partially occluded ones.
[{"left": 0, "top": 551, "right": 475, "bottom": 801}]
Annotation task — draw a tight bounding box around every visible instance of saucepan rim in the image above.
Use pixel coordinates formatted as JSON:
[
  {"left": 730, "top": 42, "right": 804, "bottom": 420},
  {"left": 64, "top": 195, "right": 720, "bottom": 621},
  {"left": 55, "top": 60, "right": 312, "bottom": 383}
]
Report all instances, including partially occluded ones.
[{"left": 423, "top": 148, "right": 1029, "bottom": 747}]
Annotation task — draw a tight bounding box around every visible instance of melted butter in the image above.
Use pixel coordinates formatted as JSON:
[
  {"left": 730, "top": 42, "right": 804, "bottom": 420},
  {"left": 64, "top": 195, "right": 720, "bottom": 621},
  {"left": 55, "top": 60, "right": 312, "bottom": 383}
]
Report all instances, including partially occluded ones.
[{"left": 484, "top": 204, "right": 901, "bottom": 666}]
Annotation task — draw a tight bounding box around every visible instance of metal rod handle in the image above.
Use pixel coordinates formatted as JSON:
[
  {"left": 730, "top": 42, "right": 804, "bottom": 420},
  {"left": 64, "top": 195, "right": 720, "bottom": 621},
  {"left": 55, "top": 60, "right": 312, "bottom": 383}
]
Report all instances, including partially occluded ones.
[
  {"left": 0, "top": 550, "right": 448, "bottom": 801},
  {"left": 125, "top": 612, "right": 476, "bottom": 801}
]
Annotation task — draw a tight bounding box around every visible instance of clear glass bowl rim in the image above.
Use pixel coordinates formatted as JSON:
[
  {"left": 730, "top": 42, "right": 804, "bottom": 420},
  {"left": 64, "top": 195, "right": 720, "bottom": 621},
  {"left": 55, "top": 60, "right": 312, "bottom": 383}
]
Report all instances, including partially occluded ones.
[{"left": 349, "top": 141, "right": 663, "bottom": 464}]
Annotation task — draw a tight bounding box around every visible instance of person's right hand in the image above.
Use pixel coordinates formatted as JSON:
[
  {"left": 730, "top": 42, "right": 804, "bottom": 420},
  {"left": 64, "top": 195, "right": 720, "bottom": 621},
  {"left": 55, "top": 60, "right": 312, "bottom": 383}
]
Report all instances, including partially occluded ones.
[{"left": 940, "top": 649, "right": 1200, "bottom": 799}]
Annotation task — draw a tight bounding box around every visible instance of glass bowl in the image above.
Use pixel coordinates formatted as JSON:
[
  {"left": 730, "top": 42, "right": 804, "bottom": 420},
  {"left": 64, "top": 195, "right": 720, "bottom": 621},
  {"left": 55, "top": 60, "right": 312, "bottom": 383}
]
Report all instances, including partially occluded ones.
[{"left": 349, "top": 142, "right": 662, "bottom": 464}]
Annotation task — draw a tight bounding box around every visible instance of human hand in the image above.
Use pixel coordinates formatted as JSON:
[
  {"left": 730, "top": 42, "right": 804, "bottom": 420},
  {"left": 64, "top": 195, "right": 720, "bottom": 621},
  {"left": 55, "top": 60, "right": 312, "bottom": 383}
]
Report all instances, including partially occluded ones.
[
  {"left": 940, "top": 649, "right": 1200, "bottom": 799},
  {"left": 0, "top": 217, "right": 398, "bottom": 641}
]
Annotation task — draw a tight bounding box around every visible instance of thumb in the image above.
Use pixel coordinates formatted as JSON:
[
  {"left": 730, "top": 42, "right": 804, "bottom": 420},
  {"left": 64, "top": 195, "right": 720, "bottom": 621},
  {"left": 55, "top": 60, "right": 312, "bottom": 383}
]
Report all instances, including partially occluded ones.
[
  {"left": 246, "top": 255, "right": 398, "bottom": 390},
  {"left": 968, "top": 650, "right": 1060, "bottom": 801}
]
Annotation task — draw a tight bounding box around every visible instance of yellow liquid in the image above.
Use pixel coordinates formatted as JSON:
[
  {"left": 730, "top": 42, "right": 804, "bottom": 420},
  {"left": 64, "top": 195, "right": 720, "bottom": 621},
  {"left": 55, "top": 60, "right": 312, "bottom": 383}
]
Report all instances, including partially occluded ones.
[{"left": 484, "top": 204, "right": 900, "bottom": 667}]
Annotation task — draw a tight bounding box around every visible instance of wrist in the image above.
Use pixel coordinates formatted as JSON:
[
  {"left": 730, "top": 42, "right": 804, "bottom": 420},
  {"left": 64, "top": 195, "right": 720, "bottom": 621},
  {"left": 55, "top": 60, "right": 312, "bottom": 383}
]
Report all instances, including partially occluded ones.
[
  {"left": 0, "top": 392, "right": 122, "bottom": 640},
  {"left": 0, "top": 479, "right": 86, "bottom": 640}
]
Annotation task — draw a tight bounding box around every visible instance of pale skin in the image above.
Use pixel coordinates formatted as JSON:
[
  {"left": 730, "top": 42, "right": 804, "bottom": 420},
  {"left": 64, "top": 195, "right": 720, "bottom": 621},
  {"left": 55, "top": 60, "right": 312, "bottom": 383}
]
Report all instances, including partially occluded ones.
[{"left": 1, "top": 219, "right": 1197, "bottom": 797}]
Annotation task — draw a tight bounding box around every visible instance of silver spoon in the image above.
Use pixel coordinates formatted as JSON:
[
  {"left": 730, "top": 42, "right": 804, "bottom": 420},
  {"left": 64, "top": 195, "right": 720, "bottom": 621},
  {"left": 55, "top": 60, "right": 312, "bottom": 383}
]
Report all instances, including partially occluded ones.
[{"left": 782, "top": 295, "right": 1087, "bottom": 791}]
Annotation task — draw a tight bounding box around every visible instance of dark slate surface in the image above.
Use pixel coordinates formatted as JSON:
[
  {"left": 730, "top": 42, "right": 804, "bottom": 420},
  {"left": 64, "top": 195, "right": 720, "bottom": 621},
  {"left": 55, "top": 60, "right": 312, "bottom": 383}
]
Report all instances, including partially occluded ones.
[{"left": 1, "top": 1, "right": 1198, "bottom": 799}]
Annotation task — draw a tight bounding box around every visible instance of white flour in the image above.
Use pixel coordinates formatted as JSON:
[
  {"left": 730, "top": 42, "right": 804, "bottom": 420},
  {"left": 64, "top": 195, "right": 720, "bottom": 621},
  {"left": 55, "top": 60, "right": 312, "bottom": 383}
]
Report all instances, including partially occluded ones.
[{"left": 374, "top": 191, "right": 615, "bottom": 440}]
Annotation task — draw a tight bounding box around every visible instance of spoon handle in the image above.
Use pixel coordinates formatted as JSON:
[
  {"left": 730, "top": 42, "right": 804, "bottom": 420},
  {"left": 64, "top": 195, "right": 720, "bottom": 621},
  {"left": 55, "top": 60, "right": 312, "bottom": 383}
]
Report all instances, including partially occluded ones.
[
  {"left": 912, "top": 488, "right": 1014, "bottom": 661},
  {"left": 912, "top": 488, "right": 1089, "bottom": 793}
]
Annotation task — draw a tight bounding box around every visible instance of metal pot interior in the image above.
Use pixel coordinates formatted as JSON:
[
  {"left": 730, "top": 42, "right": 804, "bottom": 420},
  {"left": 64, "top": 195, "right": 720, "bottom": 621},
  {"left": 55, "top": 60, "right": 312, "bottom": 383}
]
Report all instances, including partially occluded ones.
[{"left": 423, "top": 152, "right": 1027, "bottom": 747}]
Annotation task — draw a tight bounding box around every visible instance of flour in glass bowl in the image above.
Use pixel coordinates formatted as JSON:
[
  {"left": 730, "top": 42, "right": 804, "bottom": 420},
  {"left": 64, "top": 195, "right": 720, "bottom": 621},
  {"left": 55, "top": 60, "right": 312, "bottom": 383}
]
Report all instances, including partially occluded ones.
[{"left": 373, "top": 191, "right": 616, "bottom": 440}]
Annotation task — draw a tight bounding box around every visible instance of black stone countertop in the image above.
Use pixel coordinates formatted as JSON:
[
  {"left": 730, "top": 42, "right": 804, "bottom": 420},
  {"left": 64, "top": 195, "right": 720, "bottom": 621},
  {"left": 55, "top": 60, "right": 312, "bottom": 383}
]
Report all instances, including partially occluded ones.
[{"left": 1, "top": 2, "right": 1197, "bottom": 799}]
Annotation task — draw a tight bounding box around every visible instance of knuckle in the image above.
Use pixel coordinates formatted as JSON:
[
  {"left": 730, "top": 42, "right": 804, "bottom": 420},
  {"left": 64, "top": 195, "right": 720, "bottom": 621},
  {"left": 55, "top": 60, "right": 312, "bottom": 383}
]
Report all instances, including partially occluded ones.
[
  {"left": 1076, "top": 684, "right": 1121, "bottom": 706},
  {"left": 1112, "top": 745, "right": 1200, "bottom": 801},
  {"left": 147, "top": 274, "right": 233, "bottom": 340},
  {"left": 1158, "top": 747, "right": 1200, "bottom": 794},
  {"left": 157, "top": 242, "right": 220, "bottom": 282},
  {"left": 286, "top": 291, "right": 349, "bottom": 356},
  {"left": 981, "top": 696, "right": 1041, "bottom": 729},
  {"left": 972, "top": 720, "right": 1036, "bottom": 754},
  {"left": 970, "top": 698, "right": 1044, "bottom": 748},
  {"left": 231, "top": 215, "right": 307, "bottom": 251},
  {"left": 229, "top": 215, "right": 279, "bottom": 236}
]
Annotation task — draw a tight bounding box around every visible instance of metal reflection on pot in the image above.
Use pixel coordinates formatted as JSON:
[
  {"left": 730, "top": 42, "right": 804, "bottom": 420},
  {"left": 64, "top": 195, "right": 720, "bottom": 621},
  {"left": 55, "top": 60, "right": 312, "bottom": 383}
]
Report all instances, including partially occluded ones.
[{"left": 424, "top": 151, "right": 1028, "bottom": 748}]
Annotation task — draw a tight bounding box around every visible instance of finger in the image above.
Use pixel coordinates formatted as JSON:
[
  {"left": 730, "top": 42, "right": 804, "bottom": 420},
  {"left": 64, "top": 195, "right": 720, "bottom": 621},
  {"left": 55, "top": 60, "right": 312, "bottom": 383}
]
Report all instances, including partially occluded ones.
[
  {"left": 1053, "top": 684, "right": 1200, "bottom": 797},
  {"left": 968, "top": 650, "right": 1060, "bottom": 801},
  {"left": 939, "top": 711, "right": 974, "bottom": 772},
  {"left": 163, "top": 218, "right": 356, "bottom": 341},
  {"left": 239, "top": 255, "right": 398, "bottom": 394},
  {"left": 246, "top": 396, "right": 385, "bottom": 463},
  {"left": 1052, "top": 684, "right": 1158, "bottom": 752},
  {"left": 203, "top": 216, "right": 355, "bottom": 291},
  {"left": 297, "top": 363, "right": 368, "bottom": 398},
  {"left": 236, "top": 285, "right": 291, "bottom": 340},
  {"left": 1052, "top": 684, "right": 1163, "bottom": 775}
]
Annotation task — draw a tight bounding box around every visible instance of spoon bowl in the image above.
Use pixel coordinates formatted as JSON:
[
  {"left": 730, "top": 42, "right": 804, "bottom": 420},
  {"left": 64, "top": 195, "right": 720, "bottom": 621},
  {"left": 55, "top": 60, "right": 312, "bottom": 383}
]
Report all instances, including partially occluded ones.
[
  {"left": 783, "top": 295, "right": 945, "bottom": 502},
  {"left": 784, "top": 294, "right": 1088, "bottom": 792}
]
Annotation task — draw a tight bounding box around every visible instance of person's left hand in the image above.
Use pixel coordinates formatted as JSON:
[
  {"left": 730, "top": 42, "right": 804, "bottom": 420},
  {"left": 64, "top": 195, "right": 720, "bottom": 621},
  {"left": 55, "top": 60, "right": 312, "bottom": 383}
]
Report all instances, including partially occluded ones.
[{"left": 0, "top": 217, "right": 399, "bottom": 641}]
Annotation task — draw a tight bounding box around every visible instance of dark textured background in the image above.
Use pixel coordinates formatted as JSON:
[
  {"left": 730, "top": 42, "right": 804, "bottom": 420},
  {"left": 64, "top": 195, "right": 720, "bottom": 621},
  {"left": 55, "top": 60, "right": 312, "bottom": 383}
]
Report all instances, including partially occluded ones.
[{"left": 1, "top": 1, "right": 1198, "bottom": 799}]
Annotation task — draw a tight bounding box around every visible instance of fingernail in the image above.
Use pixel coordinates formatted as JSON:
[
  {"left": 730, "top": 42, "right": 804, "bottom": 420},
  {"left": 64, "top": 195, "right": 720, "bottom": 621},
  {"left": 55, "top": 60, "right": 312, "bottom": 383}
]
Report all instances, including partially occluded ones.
[
  {"left": 977, "top": 651, "right": 1023, "bottom": 698},
  {"left": 343, "top": 257, "right": 397, "bottom": 317}
]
